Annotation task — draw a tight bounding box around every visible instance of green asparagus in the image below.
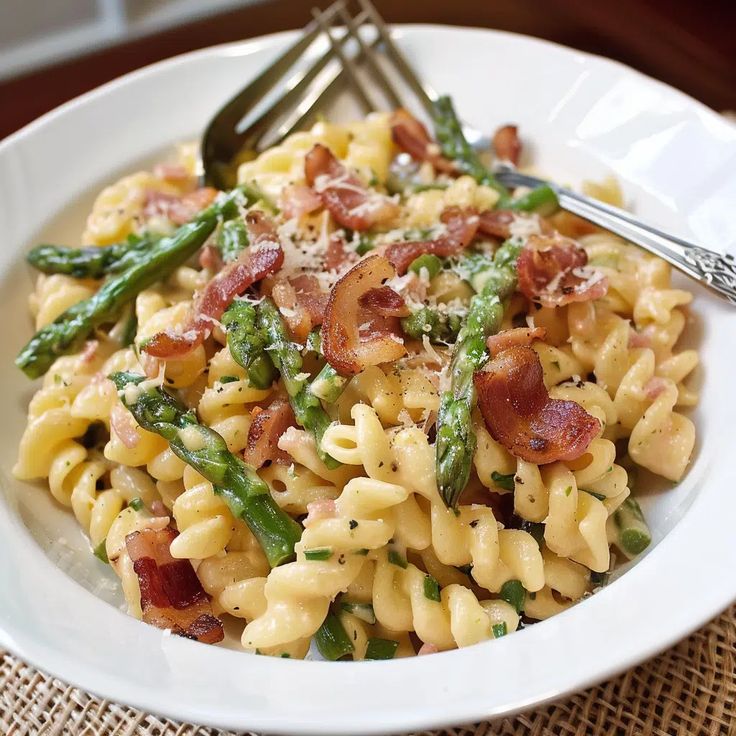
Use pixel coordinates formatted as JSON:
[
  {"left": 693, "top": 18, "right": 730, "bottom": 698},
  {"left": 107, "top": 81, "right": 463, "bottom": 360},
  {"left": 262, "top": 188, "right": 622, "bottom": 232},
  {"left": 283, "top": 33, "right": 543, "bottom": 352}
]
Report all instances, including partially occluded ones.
[
  {"left": 26, "top": 232, "right": 161, "bottom": 279},
  {"left": 309, "top": 363, "right": 348, "bottom": 403},
  {"left": 222, "top": 300, "right": 276, "bottom": 389},
  {"left": 436, "top": 240, "right": 523, "bottom": 507},
  {"left": 432, "top": 95, "right": 508, "bottom": 197},
  {"left": 256, "top": 298, "right": 340, "bottom": 468},
  {"left": 16, "top": 190, "right": 247, "bottom": 379},
  {"left": 314, "top": 612, "right": 354, "bottom": 660},
  {"left": 500, "top": 183, "right": 559, "bottom": 215},
  {"left": 401, "top": 306, "right": 463, "bottom": 343},
  {"left": 217, "top": 217, "right": 249, "bottom": 263},
  {"left": 613, "top": 497, "right": 652, "bottom": 557},
  {"left": 110, "top": 371, "right": 301, "bottom": 566}
]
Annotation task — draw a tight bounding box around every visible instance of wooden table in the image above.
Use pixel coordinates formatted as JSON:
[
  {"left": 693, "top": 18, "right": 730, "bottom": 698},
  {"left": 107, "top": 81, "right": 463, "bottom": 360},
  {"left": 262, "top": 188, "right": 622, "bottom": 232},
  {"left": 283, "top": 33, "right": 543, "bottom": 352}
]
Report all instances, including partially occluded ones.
[{"left": 0, "top": 0, "right": 734, "bottom": 141}]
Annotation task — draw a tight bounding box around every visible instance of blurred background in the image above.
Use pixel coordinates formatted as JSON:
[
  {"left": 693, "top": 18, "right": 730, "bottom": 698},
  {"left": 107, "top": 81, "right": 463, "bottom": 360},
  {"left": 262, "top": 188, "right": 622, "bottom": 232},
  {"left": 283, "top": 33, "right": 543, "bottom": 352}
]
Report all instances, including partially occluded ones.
[{"left": 0, "top": 0, "right": 734, "bottom": 140}]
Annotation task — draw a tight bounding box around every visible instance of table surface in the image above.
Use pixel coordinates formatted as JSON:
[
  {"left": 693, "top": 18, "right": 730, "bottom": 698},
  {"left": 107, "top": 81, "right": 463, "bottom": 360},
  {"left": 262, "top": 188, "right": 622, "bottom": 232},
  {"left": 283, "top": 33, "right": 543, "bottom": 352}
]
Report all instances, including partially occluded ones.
[{"left": 0, "top": 0, "right": 734, "bottom": 142}]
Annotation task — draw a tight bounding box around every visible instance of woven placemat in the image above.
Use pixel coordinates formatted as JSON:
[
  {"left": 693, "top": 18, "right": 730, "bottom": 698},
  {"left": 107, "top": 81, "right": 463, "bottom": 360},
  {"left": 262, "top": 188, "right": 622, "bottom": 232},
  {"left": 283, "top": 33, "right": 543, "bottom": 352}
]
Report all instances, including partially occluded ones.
[{"left": 1, "top": 604, "right": 734, "bottom": 736}]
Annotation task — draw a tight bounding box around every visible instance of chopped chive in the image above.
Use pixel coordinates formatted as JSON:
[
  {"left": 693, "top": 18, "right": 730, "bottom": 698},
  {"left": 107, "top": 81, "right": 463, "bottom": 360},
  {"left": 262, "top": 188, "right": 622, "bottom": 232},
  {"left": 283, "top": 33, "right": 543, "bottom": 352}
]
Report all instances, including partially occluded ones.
[
  {"left": 423, "top": 575, "right": 441, "bottom": 602},
  {"left": 564, "top": 486, "right": 572, "bottom": 497},
  {"left": 492, "top": 621, "right": 508, "bottom": 638},
  {"left": 128, "top": 497, "right": 144, "bottom": 511},
  {"left": 388, "top": 550, "right": 408, "bottom": 568},
  {"left": 520, "top": 520, "right": 545, "bottom": 546},
  {"left": 614, "top": 497, "right": 652, "bottom": 557},
  {"left": 314, "top": 613, "right": 354, "bottom": 661},
  {"left": 304, "top": 547, "right": 333, "bottom": 561},
  {"left": 590, "top": 570, "right": 609, "bottom": 586},
  {"left": 219, "top": 375, "right": 239, "bottom": 384},
  {"left": 499, "top": 580, "right": 526, "bottom": 614},
  {"left": 280, "top": 653, "right": 291, "bottom": 658},
  {"left": 491, "top": 470, "right": 515, "bottom": 491},
  {"left": 93, "top": 540, "right": 109, "bottom": 564},
  {"left": 341, "top": 601, "right": 377, "bottom": 625},
  {"left": 355, "top": 234, "right": 375, "bottom": 256},
  {"left": 583, "top": 489, "right": 607, "bottom": 501},
  {"left": 364, "top": 638, "right": 399, "bottom": 660},
  {"left": 408, "top": 254, "right": 442, "bottom": 279}
]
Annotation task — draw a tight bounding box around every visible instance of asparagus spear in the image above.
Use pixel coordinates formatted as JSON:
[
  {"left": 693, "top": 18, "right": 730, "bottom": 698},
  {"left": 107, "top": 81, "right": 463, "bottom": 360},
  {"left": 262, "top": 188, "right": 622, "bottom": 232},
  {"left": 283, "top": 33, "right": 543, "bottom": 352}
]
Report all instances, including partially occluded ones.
[
  {"left": 110, "top": 371, "right": 301, "bottom": 566},
  {"left": 432, "top": 95, "right": 508, "bottom": 197},
  {"left": 26, "top": 233, "right": 161, "bottom": 279},
  {"left": 436, "top": 240, "right": 522, "bottom": 507},
  {"left": 309, "top": 363, "right": 348, "bottom": 403},
  {"left": 217, "top": 217, "right": 249, "bottom": 264},
  {"left": 222, "top": 300, "right": 276, "bottom": 389},
  {"left": 256, "top": 298, "right": 340, "bottom": 468},
  {"left": 16, "top": 190, "right": 242, "bottom": 380},
  {"left": 613, "top": 497, "right": 652, "bottom": 557},
  {"left": 401, "top": 306, "right": 463, "bottom": 343}
]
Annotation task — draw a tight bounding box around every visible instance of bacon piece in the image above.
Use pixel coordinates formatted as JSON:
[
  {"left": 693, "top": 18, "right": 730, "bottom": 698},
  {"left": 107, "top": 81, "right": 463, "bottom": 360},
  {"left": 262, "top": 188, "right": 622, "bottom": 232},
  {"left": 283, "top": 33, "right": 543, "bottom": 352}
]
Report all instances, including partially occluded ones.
[
  {"left": 390, "top": 108, "right": 456, "bottom": 174},
  {"left": 111, "top": 404, "right": 140, "bottom": 449},
  {"left": 322, "top": 255, "right": 407, "bottom": 375},
  {"left": 644, "top": 376, "right": 669, "bottom": 400},
  {"left": 79, "top": 339, "right": 99, "bottom": 364},
  {"left": 280, "top": 183, "right": 323, "bottom": 219},
  {"left": 198, "top": 243, "right": 223, "bottom": 272},
  {"left": 477, "top": 210, "right": 516, "bottom": 240},
  {"left": 303, "top": 499, "right": 337, "bottom": 528},
  {"left": 474, "top": 346, "right": 599, "bottom": 464},
  {"left": 304, "top": 144, "right": 399, "bottom": 231},
  {"left": 359, "top": 286, "right": 410, "bottom": 318},
  {"left": 486, "top": 327, "right": 547, "bottom": 355},
  {"left": 517, "top": 234, "right": 608, "bottom": 308},
  {"left": 143, "top": 187, "right": 218, "bottom": 226},
  {"left": 153, "top": 163, "right": 194, "bottom": 184},
  {"left": 143, "top": 212, "right": 284, "bottom": 358},
  {"left": 385, "top": 207, "right": 480, "bottom": 275},
  {"left": 492, "top": 124, "right": 522, "bottom": 166},
  {"left": 270, "top": 274, "right": 329, "bottom": 342},
  {"left": 126, "top": 527, "right": 224, "bottom": 644},
  {"left": 243, "top": 399, "right": 296, "bottom": 468},
  {"left": 418, "top": 642, "right": 439, "bottom": 656},
  {"left": 324, "top": 233, "right": 355, "bottom": 273}
]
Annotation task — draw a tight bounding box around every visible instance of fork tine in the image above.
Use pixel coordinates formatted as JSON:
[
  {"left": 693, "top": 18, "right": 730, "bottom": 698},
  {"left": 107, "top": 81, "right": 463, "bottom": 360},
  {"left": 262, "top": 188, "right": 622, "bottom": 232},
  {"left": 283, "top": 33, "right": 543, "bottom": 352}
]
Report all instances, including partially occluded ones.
[
  {"left": 335, "top": 4, "right": 402, "bottom": 109},
  {"left": 357, "top": 0, "right": 437, "bottom": 117},
  {"left": 237, "top": 14, "right": 368, "bottom": 151},
  {"left": 311, "top": 7, "right": 377, "bottom": 114}
]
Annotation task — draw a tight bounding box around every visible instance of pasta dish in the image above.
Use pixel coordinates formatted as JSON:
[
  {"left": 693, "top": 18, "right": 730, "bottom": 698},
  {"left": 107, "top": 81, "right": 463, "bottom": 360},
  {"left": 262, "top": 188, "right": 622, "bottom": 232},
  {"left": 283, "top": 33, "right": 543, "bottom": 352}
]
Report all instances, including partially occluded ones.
[{"left": 13, "top": 99, "right": 698, "bottom": 660}]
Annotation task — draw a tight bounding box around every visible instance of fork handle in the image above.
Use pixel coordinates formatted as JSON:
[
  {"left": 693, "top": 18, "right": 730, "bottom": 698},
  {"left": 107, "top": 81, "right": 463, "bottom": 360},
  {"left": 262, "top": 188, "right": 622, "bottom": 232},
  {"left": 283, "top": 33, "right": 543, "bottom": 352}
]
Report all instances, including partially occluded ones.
[{"left": 496, "top": 169, "right": 736, "bottom": 304}]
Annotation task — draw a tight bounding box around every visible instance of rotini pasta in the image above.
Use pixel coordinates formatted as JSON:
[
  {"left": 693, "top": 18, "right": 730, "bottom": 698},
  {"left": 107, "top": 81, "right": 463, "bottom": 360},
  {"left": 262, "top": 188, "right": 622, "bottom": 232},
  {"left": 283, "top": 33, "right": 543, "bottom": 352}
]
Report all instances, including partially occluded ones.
[{"left": 14, "top": 107, "right": 699, "bottom": 660}]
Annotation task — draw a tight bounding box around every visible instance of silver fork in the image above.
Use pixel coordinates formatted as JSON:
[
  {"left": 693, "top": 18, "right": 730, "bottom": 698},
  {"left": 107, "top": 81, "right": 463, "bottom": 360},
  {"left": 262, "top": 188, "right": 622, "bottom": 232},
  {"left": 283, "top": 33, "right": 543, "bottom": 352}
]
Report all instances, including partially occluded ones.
[{"left": 201, "top": 1, "right": 736, "bottom": 304}]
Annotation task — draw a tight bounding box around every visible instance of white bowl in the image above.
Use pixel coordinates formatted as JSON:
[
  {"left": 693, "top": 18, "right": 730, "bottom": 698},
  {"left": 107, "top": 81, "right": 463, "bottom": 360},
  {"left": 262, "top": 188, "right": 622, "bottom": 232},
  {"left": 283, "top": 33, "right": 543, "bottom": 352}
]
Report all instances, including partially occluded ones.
[{"left": 1, "top": 24, "right": 735, "bottom": 735}]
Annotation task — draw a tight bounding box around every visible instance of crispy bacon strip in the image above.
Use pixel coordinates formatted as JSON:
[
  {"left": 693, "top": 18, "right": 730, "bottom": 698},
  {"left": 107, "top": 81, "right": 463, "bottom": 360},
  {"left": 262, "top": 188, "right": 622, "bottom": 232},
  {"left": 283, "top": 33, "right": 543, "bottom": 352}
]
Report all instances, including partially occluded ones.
[
  {"left": 243, "top": 399, "right": 296, "bottom": 468},
  {"left": 305, "top": 144, "right": 399, "bottom": 231},
  {"left": 486, "top": 326, "right": 547, "bottom": 355},
  {"left": 359, "top": 286, "right": 410, "bottom": 318},
  {"left": 270, "top": 274, "right": 329, "bottom": 342},
  {"left": 322, "top": 255, "right": 407, "bottom": 375},
  {"left": 144, "top": 212, "right": 284, "bottom": 358},
  {"left": 126, "top": 527, "right": 224, "bottom": 644},
  {"left": 517, "top": 234, "right": 608, "bottom": 308},
  {"left": 143, "top": 187, "right": 218, "bottom": 226},
  {"left": 324, "top": 233, "right": 355, "bottom": 273},
  {"left": 280, "top": 183, "right": 323, "bottom": 219},
  {"left": 477, "top": 210, "right": 516, "bottom": 240},
  {"left": 390, "top": 108, "right": 456, "bottom": 174},
  {"left": 385, "top": 207, "right": 480, "bottom": 275},
  {"left": 492, "top": 124, "right": 522, "bottom": 166},
  {"left": 474, "top": 346, "right": 599, "bottom": 464}
]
